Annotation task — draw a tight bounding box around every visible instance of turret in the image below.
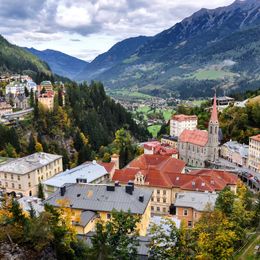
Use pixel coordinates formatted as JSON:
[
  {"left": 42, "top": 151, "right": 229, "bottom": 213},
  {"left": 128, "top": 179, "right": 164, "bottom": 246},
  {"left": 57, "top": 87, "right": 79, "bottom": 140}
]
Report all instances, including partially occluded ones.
[{"left": 208, "top": 94, "right": 219, "bottom": 161}]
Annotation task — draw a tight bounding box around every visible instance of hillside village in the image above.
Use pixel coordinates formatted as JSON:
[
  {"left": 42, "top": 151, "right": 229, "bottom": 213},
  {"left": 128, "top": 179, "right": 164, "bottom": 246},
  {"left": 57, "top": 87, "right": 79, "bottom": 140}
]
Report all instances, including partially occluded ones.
[{"left": 0, "top": 74, "right": 260, "bottom": 258}]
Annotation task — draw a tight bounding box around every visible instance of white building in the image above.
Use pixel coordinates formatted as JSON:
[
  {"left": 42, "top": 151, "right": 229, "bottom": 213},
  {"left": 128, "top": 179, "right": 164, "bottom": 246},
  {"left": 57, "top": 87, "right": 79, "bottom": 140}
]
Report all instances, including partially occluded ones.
[
  {"left": 6, "top": 82, "right": 26, "bottom": 95},
  {"left": 43, "top": 161, "right": 110, "bottom": 197},
  {"left": 18, "top": 196, "right": 44, "bottom": 216},
  {"left": 170, "top": 114, "right": 198, "bottom": 137},
  {"left": 248, "top": 134, "right": 260, "bottom": 173}
]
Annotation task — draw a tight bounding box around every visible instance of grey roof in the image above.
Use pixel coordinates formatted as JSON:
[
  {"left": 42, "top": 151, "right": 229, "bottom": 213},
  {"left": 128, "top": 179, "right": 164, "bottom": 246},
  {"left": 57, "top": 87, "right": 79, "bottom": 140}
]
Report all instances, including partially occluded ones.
[
  {"left": 43, "top": 161, "right": 108, "bottom": 188},
  {"left": 0, "top": 152, "right": 62, "bottom": 174},
  {"left": 174, "top": 192, "right": 218, "bottom": 212},
  {"left": 18, "top": 196, "right": 44, "bottom": 216},
  {"left": 76, "top": 210, "right": 97, "bottom": 227},
  {"left": 222, "top": 140, "right": 249, "bottom": 158},
  {"left": 44, "top": 183, "right": 152, "bottom": 215}
]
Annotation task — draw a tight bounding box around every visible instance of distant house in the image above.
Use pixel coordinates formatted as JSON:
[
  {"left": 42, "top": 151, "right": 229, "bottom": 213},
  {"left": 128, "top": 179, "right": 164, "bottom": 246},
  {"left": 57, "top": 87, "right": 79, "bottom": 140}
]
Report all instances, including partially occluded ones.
[
  {"left": 5, "top": 82, "right": 26, "bottom": 95},
  {"left": 43, "top": 160, "right": 115, "bottom": 197},
  {"left": 170, "top": 114, "right": 198, "bottom": 137},
  {"left": 44, "top": 183, "right": 152, "bottom": 236},
  {"left": 13, "top": 94, "right": 29, "bottom": 110},
  {"left": 221, "top": 140, "right": 249, "bottom": 167},
  {"left": 143, "top": 141, "right": 178, "bottom": 158},
  {"left": 174, "top": 192, "right": 218, "bottom": 228},
  {"left": 0, "top": 101, "right": 12, "bottom": 117},
  {"left": 38, "top": 81, "right": 53, "bottom": 93},
  {"left": 38, "top": 91, "right": 55, "bottom": 110},
  {"left": 161, "top": 135, "right": 178, "bottom": 148}
]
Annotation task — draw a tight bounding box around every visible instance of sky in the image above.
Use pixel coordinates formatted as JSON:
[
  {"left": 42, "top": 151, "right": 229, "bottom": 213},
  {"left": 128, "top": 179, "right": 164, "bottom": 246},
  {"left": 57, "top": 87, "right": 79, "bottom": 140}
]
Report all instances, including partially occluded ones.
[{"left": 0, "top": 0, "right": 235, "bottom": 61}]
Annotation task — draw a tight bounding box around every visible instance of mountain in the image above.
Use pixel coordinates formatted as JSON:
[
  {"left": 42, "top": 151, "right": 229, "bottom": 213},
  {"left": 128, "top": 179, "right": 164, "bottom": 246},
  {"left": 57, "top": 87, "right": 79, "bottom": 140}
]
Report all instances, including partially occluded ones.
[
  {"left": 76, "top": 36, "right": 152, "bottom": 80},
  {"left": 76, "top": 0, "right": 260, "bottom": 98},
  {"left": 0, "top": 35, "right": 52, "bottom": 80},
  {"left": 25, "top": 48, "right": 89, "bottom": 79}
]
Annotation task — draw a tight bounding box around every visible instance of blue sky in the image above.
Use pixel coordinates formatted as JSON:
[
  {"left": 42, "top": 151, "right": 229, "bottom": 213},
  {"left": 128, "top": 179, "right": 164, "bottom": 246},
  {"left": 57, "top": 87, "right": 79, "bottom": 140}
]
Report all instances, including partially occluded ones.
[{"left": 0, "top": 0, "right": 234, "bottom": 61}]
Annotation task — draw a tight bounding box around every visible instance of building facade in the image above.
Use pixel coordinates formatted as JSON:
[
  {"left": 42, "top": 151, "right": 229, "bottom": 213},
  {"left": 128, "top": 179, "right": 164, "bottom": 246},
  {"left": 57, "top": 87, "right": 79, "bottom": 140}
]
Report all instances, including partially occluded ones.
[
  {"left": 178, "top": 95, "right": 219, "bottom": 167},
  {"left": 221, "top": 140, "right": 248, "bottom": 167},
  {"left": 170, "top": 114, "right": 198, "bottom": 137},
  {"left": 0, "top": 101, "right": 12, "bottom": 117},
  {"left": 0, "top": 152, "right": 63, "bottom": 196},
  {"left": 174, "top": 192, "right": 218, "bottom": 228},
  {"left": 248, "top": 134, "right": 260, "bottom": 173},
  {"left": 38, "top": 91, "right": 55, "bottom": 110}
]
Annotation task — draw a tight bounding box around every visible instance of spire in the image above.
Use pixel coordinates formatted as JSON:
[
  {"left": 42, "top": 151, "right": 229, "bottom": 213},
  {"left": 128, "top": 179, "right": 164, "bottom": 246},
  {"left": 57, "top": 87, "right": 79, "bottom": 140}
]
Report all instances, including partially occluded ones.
[{"left": 210, "top": 94, "right": 218, "bottom": 123}]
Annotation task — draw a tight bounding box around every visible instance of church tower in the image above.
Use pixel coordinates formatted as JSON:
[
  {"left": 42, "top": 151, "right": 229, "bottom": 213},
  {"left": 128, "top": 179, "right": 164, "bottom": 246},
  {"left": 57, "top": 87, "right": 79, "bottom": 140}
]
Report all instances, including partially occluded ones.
[{"left": 207, "top": 94, "right": 219, "bottom": 162}]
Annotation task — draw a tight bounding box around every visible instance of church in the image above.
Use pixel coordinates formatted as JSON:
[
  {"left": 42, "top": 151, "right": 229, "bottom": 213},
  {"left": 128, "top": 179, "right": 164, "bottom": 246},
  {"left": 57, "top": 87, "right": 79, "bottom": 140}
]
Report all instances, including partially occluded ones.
[{"left": 178, "top": 95, "right": 219, "bottom": 167}]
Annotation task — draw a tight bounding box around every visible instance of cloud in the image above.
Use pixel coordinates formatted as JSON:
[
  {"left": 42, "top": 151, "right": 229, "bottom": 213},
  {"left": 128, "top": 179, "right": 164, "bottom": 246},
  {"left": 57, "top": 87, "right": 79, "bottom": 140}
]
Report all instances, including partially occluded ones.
[{"left": 0, "top": 0, "right": 235, "bottom": 59}]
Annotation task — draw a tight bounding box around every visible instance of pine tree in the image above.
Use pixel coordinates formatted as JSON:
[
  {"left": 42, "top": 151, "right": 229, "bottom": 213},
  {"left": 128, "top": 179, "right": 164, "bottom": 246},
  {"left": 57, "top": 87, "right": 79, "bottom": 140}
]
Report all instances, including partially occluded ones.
[{"left": 38, "top": 183, "right": 45, "bottom": 200}]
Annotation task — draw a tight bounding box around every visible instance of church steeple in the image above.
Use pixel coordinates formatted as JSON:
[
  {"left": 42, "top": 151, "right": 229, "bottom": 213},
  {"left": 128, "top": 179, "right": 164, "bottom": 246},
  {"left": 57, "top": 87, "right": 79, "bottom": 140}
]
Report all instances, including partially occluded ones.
[{"left": 210, "top": 94, "right": 218, "bottom": 124}]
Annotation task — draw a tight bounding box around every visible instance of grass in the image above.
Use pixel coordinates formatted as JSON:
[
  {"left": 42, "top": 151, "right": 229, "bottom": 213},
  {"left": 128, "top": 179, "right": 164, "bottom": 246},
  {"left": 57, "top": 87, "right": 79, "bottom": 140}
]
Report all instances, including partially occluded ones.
[
  {"left": 148, "top": 124, "right": 161, "bottom": 138},
  {"left": 192, "top": 69, "right": 237, "bottom": 80},
  {"left": 108, "top": 89, "right": 152, "bottom": 100},
  {"left": 0, "top": 157, "right": 8, "bottom": 164}
]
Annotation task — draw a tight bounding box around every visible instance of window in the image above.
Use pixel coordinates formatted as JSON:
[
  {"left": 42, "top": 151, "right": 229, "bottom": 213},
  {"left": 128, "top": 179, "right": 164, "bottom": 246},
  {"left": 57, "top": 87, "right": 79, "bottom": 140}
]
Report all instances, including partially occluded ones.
[
  {"left": 163, "top": 198, "right": 166, "bottom": 203},
  {"left": 4, "top": 173, "right": 7, "bottom": 179},
  {"left": 11, "top": 174, "right": 13, "bottom": 180},
  {"left": 163, "top": 207, "right": 166, "bottom": 213},
  {"left": 157, "top": 198, "right": 160, "bottom": 203},
  {"left": 157, "top": 190, "right": 160, "bottom": 195},
  {"left": 5, "top": 182, "right": 8, "bottom": 187},
  {"left": 18, "top": 176, "right": 20, "bottom": 181},
  {"left": 28, "top": 174, "right": 30, "bottom": 179},
  {"left": 188, "top": 221, "right": 192, "bottom": 227},
  {"left": 151, "top": 206, "right": 154, "bottom": 211},
  {"left": 19, "top": 184, "right": 21, "bottom": 189},
  {"left": 157, "top": 207, "right": 160, "bottom": 212},
  {"left": 12, "top": 183, "right": 14, "bottom": 188},
  {"left": 183, "top": 209, "right": 188, "bottom": 216},
  {"left": 151, "top": 197, "right": 154, "bottom": 202},
  {"left": 163, "top": 190, "right": 166, "bottom": 195},
  {"left": 28, "top": 182, "right": 31, "bottom": 188},
  {"left": 107, "top": 213, "right": 111, "bottom": 219}
]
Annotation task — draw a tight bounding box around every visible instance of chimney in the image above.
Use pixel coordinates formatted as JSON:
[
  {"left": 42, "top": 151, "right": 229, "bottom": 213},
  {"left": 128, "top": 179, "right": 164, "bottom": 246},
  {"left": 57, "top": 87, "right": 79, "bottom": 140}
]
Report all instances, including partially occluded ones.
[
  {"left": 60, "top": 186, "right": 66, "bottom": 196},
  {"left": 125, "top": 185, "right": 133, "bottom": 195},
  {"left": 106, "top": 185, "right": 115, "bottom": 191},
  {"left": 139, "top": 195, "right": 144, "bottom": 202},
  {"left": 128, "top": 180, "right": 134, "bottom": 190},
  {"left": 111, "top": 154, "right": 120, "bottom": 170}
]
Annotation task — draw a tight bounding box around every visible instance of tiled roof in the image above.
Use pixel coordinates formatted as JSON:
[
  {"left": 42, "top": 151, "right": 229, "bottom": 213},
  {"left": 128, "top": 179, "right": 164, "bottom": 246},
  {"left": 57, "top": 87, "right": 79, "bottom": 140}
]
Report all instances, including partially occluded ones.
[
  {"left": 113, "top": 159, "right": 237, "bottom": 192},
  {"left": 179, "top": 129, "right": 208, "bottom": 146},
  {"left": 98, "top": 161, "right": 115, "bottom": 174},
  {"left": 45, "top": 184, "right": 152, "bottom": 215},
  {"left": 171, "top": 114, "right": 197, "bottom": 121}
]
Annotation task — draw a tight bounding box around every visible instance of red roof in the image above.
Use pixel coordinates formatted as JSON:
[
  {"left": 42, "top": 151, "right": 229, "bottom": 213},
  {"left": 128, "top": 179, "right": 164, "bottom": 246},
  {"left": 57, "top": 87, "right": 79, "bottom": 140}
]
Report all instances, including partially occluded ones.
[
  {"left": 172, "top": 114, "right": 198, "bottom": 121},
  {"left": 127, "top": 154, "right": 185, "bottom": 173},
  {"left": 143, "top": 141, "right": 161, "bottom": 150},
  {"left": 250, "top": 134, "right": 260, "bottom": 142},
  {"left": 98, "top": 162, "right": 115, "bottom": 174},
  {"left": 179, "top": 129, "right": 208, "bottom": 146},
  {"left": 210, "top": 94, "right": 218, "bottom": 123},
  {"left": 112, "top": 157, "right": 237, "bottom": 191}
]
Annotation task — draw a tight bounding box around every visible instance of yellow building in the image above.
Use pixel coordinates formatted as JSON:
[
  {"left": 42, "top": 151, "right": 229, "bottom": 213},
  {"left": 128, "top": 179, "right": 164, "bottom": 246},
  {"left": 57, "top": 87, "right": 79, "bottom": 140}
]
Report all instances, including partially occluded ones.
[
  {"left": 44, "top": 183, "right": 152, "bottom": 236},
  {"left": 249, "top": 134, "right": 260, "bottom": 173},
  {"left": 0, "top": 152, "right": 63, "bottom": 196}
]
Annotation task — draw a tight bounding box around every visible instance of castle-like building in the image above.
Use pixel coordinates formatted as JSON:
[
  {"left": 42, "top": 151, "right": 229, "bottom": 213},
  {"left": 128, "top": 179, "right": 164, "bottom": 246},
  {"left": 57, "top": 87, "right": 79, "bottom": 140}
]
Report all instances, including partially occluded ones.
[{"left": 178, "top": 95, "right": 219, "bottom": 167}]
